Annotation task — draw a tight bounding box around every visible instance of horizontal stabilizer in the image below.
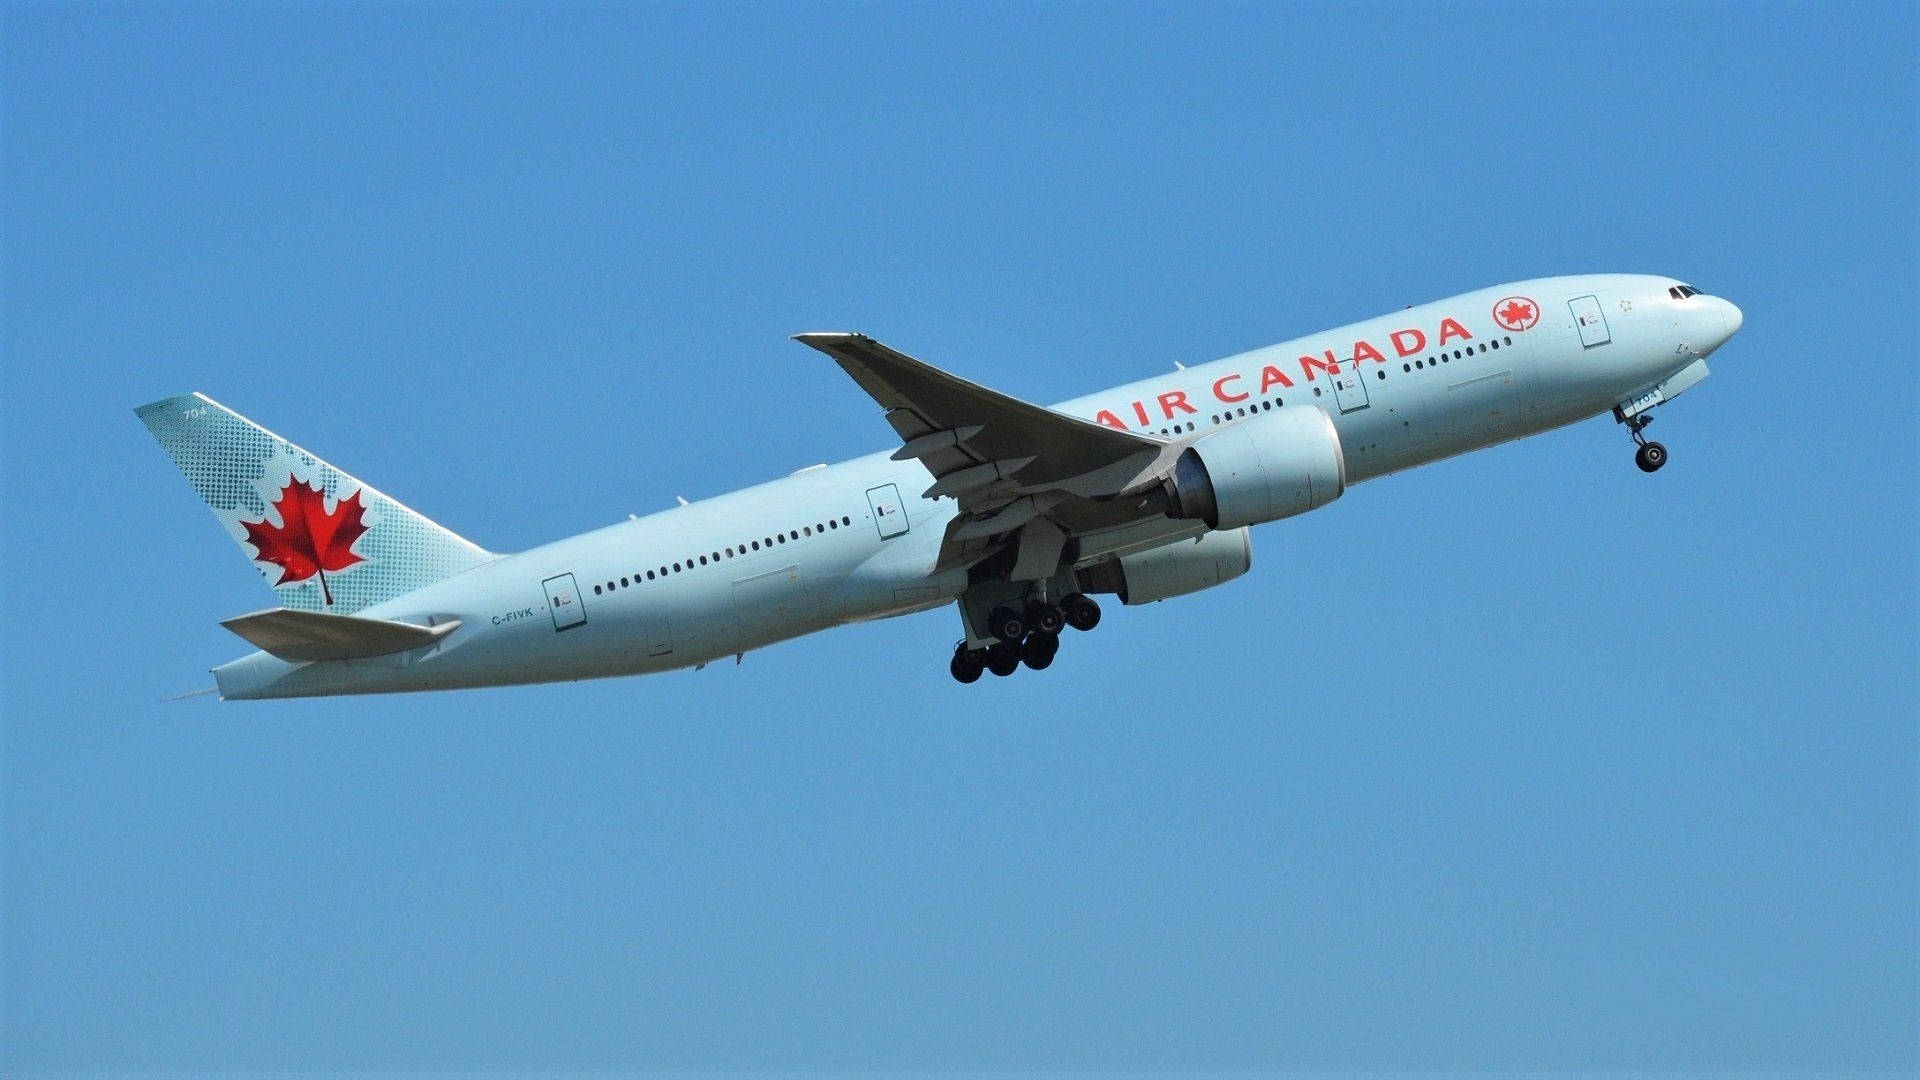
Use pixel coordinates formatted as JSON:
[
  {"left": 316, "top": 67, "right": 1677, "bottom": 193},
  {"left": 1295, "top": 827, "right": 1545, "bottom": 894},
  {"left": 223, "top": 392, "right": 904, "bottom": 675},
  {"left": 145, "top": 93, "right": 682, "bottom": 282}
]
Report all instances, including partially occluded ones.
[{"left": 221, "top": 608, "right": 459, "bottom": 662}]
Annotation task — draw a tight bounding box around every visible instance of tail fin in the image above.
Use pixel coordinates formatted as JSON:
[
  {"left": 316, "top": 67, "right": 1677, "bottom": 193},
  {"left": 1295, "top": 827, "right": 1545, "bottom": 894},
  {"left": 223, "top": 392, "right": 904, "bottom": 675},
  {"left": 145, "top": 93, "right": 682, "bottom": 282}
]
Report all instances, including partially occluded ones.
[{"left": 137, "top": 392, "right": 494, "bottom": 615}]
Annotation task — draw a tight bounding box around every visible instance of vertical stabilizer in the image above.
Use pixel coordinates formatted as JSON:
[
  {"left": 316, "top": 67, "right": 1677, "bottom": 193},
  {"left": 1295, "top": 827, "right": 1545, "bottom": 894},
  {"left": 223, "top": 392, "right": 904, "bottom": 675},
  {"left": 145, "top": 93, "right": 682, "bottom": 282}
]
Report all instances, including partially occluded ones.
[{"left": 137, "top": 392, "right": 494, "bottom": 614}]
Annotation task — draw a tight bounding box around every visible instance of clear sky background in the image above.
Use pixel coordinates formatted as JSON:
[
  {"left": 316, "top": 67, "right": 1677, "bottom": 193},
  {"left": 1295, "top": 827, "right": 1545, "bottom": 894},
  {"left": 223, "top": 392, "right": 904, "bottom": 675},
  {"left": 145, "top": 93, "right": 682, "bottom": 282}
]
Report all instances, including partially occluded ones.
[{"left": 4, "top": 3, "right": 1916, "bottom": 1077}]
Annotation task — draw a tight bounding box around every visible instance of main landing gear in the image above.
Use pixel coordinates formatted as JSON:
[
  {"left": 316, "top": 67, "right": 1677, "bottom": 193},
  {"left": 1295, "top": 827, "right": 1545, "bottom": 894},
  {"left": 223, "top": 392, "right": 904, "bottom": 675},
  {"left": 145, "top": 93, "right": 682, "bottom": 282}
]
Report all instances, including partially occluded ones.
[
  {"left": 1623, "top": 412, "right": 1668, "bottom": 473},
  {"left": 949, "top": 593, "right": 1101, "bottom": 683}
]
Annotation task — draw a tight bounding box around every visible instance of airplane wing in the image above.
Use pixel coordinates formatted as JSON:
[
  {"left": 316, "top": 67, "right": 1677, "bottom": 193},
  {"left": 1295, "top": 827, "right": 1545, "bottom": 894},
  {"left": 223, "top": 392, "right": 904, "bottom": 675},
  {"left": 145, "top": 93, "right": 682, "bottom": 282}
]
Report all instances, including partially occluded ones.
[{"left": 795, "top": 333, "right": 1181, "bottom": 573}]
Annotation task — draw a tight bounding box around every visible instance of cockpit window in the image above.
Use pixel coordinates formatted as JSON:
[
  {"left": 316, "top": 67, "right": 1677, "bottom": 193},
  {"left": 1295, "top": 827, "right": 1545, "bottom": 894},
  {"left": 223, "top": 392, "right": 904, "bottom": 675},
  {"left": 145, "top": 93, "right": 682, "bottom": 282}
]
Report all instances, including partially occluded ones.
[{"left": 1669, "top": 284, "right": 1703, "bottom": 299}]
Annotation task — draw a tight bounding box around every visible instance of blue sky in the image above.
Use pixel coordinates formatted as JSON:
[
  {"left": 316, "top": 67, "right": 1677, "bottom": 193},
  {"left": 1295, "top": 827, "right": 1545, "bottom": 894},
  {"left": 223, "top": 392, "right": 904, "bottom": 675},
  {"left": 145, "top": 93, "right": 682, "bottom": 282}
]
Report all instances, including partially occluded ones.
[{"left": 3, "top": 3, "right": 1915, "bottom": 1076}]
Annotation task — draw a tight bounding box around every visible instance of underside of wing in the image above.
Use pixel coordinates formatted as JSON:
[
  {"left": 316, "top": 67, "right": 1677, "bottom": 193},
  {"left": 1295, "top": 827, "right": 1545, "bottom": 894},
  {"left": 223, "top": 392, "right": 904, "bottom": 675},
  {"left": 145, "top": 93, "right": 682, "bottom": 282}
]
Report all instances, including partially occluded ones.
[{"left": 795, "top": 332, "right": 1182, "bottom": 572}]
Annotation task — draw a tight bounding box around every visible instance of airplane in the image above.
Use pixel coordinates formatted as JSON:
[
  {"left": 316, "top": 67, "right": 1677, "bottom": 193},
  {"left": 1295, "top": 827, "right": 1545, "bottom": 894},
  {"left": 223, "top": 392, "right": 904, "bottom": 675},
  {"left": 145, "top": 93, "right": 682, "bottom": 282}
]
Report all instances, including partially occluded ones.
[{"left": 138, "top": 274, "right": 1742, "bottom": 699}]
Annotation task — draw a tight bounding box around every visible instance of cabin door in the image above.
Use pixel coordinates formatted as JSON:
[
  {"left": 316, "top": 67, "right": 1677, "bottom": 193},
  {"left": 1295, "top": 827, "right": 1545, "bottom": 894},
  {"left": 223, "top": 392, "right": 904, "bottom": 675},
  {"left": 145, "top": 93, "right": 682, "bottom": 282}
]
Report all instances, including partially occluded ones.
[
  {"left": 543, "top": 573, "right": 586, "bottom": 631},
  {"left": 1329, "top": 361, "right": 1371, "bottom": 413},
  {"left": 1570, "top": 295, "right": 1612, "bottom": 347},
  {"left": 866, "top": 483, "right": 910, "bottom": 539}
]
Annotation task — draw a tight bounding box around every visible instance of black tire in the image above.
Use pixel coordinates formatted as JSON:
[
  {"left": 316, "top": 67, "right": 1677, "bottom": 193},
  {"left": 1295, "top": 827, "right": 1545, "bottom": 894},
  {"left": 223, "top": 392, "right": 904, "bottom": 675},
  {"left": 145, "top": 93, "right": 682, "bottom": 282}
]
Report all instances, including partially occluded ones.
[
  {"left": 1021, "top": 631, "right": 1059, "bottom": 669},
  {"left": 950, "top": 654, "right": 983, "bottom": 683},
  {"left": 988, "top": 604, "right": 1027, "bottom": 643},
  {"left": 1635, "top": 441, "right": 1668, "bottom": 473},
  {"left": 1062, "top": 593, "right": 1102, "bottom": 631},
  {"left": 985, "top": 642, "right": 1021, "bottom": 677},
  {"left": 1028, "top": 602, "right": 1065, "bottom": 636}
]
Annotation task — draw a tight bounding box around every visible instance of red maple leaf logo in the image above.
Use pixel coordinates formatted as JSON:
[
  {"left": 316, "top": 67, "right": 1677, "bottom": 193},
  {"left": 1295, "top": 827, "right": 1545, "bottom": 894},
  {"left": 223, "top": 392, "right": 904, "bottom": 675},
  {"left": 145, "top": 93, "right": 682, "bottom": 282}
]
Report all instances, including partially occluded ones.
[
  {"left": 1494, "top": 296, "right": 1540, "bottom": 332},
  {"left": 240, "top": 477, "right": 369, "bottom": 606}
]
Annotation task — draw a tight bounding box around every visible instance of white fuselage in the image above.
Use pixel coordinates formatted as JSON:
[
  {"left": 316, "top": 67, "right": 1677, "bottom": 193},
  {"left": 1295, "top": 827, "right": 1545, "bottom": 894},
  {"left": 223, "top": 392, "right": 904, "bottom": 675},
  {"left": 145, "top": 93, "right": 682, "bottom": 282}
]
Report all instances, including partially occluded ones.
[{"left": 213, "top": 274, "right": 1740, "bottom": 698}]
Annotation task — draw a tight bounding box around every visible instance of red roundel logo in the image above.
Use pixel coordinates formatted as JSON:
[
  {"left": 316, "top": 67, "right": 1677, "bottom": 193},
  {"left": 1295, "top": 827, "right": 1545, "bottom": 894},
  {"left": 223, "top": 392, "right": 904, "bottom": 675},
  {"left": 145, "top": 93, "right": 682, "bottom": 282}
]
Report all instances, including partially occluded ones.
[{"left": 1493, "top": 296, "right": 1540, "bottom": 332}]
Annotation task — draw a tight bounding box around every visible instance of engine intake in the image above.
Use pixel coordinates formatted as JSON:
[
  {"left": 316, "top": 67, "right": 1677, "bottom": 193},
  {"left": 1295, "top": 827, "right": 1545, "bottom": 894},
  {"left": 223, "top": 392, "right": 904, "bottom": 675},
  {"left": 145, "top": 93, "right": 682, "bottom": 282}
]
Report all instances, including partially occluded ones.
[{"left": 1161, "top": 406, "right": 1346, "bottom": 530}]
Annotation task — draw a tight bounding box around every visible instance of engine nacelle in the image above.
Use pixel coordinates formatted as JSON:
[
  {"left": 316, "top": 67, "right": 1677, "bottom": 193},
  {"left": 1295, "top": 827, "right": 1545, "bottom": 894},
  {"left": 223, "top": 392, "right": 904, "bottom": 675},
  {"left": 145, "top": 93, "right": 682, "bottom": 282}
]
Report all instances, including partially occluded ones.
[
  {"left": 1085, "top": 527, "right": 1252, "bottom": 605},
  {"left": 1160, "top": 405, "right": 1346, "bottom": 530}
]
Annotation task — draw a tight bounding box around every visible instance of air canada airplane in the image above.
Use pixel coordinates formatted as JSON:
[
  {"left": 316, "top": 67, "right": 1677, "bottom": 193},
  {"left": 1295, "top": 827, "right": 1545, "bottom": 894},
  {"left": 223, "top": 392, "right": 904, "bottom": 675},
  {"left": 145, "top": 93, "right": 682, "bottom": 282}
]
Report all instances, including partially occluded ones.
[{"left": 140, "top": 274, "right": 1741, "bottom": 698}]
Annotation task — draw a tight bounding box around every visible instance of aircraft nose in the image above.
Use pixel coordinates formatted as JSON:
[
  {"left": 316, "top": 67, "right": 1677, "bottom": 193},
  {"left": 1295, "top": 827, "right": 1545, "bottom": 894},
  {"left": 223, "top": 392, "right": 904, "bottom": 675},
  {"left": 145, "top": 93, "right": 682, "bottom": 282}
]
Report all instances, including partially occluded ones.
[{"left": 1719, "top": 297, "right": 1743, "bottom": 338}]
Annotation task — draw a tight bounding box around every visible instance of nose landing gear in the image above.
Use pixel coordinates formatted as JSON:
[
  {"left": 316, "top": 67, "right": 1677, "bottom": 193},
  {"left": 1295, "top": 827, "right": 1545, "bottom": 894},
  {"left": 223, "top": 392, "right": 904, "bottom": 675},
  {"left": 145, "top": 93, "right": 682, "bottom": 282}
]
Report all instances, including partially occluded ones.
[{"left": 1622, "top": 412, "right": 1668, "bottom": 473}]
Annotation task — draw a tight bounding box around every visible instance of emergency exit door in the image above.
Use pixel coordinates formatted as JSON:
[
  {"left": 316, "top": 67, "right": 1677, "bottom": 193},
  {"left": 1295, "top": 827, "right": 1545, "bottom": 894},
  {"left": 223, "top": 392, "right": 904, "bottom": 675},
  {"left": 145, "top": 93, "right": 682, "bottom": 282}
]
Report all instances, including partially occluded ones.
[
  {"left": 1570, "top": 295, "right": 1612, "bottom": 347},
  {"left": 1329, "top": 361, "right": 1371, "bottom": 413},
  {"left": 866, "top": 483, "right": 909, "bottom": 539}
]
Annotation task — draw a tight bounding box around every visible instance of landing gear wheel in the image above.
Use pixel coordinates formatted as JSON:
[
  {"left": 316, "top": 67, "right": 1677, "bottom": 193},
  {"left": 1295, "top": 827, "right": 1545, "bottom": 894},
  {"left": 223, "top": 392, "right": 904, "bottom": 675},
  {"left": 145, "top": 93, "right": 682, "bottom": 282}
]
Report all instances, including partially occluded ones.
[
  {"left": 1620, "top": 410, "right": 1668, "bottom": 474},
  {"left": 985, "top": 642, "right": 1022, "bottom": 677},
  {"left": 950, "top": 644, "right": 986, "bottom": 684},
  {"left": 1028, "top": 602, "right": 1064, "bottom": 636},
  {"left": 1021, "top": 631, "right": 1059, "bottom": 670},
  {"left": 987, "top": 604, "right": 1027, "bottom": 644},
  {"left": 1062, "top": 593, "right": 1102, "bottom": 632}
]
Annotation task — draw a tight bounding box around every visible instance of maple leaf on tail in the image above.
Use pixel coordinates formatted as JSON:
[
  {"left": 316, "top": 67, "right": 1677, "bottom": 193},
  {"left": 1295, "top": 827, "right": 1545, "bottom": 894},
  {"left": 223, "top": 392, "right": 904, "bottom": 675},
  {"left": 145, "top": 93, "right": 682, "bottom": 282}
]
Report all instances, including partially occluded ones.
[{"left": 241, "top": 477, "right": 370, "bottom": 606}]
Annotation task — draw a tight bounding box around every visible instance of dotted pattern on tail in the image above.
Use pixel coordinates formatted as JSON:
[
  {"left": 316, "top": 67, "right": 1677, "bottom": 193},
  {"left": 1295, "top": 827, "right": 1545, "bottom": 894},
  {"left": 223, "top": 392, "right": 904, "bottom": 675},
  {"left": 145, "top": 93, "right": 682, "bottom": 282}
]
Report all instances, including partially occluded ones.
[{"left": 136, "top": 393, "right": 494, "bottom": 615}]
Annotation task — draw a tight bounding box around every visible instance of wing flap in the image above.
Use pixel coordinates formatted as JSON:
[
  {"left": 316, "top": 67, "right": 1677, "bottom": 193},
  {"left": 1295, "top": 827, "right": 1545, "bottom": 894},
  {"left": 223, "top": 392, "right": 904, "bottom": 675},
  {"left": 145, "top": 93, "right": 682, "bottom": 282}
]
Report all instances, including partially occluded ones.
[{"left": 221, "top": 608, "right": 459, "bottom": 662}]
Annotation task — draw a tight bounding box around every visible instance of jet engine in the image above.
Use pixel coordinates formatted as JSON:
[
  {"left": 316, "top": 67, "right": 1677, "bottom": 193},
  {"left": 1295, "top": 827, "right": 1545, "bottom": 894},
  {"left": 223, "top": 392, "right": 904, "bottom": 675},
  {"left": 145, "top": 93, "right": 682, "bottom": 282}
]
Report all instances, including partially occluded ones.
[
  {"left": 1158, "top": 405, "right": 1346, "bottom": 530},
  {"left": 1077, "top": 528, "right": 1252, "bottom": 605}
]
